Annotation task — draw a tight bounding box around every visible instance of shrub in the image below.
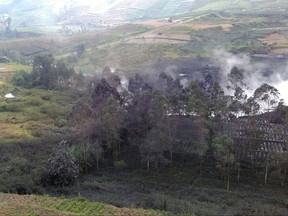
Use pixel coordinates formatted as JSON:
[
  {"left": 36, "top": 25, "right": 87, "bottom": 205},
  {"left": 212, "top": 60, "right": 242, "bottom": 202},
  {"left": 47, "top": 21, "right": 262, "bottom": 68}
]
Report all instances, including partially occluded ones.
[
  {"left": 24, "top": 96, "right": 44, "bottom": 106},
  {"left": 41, "top": 140, "right": 79, "bottom": 187},
  {"left": 0, "top": 102, "right": 7, "bottom": 112},
  {"left": 5, "top": 102, "right": 22, "bottom": 112},
  {"left": 10, "top": 70, "right": 30, "bottom": 87},
  {"left": 41, "top": 94, "right": 51, "bottom": 101},
  {"left": 114, "top": 160, "right": 126, "bottom": 169},
  {"left": 40, "top": 103, "right": 67, "bottom": 119}
]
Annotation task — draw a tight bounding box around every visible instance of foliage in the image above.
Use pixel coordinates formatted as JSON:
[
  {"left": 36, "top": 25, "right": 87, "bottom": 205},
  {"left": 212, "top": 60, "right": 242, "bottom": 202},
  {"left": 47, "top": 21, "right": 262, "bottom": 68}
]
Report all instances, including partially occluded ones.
[
  {"left": 11, "top": 54, "right": 76, "bottom": 90},
  {"left": 114, "top": 160, "right": 127, "bottom": 169},
  {"left": 72, "top": 140, "right": 103, "bottom": 172},
  {"left": 214, "top": 135, "right": 236, "bottom": 191},
  {"left": 41, "top": 140, "right": 79, "bottom": 187},
  {"left": 10, "top": 70, "right": 30, "bottom": 87},
  {"left": 253, "top": 83, "right": 280, "bottom": 112},
  {"left": 0, "top": 193, "right": 166, "bottom": 216}
]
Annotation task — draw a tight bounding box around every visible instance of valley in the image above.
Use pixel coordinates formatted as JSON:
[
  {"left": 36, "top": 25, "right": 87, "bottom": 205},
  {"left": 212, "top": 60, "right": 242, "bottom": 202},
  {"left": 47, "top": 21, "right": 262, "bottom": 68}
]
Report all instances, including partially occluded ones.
[{"left": 0, "top": 1, "right": 288, "bottom": 216}]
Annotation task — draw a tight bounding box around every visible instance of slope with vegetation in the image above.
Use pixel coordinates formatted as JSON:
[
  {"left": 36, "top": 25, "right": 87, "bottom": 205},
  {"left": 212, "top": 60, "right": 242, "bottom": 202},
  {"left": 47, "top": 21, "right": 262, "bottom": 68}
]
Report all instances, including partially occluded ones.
[
  {"left": 0, "top": 193, "right": 166, "bottom": 216},
  {"left": 0, "top": 1, "right": 288, "bottom": 215}
]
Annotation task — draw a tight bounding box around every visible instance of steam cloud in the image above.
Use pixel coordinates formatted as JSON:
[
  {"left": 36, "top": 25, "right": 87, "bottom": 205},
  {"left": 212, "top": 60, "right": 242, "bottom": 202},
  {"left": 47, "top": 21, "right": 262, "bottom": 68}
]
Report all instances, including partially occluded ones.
[{"left": 214, "top": 49, "right": 288, "bottom": 104}]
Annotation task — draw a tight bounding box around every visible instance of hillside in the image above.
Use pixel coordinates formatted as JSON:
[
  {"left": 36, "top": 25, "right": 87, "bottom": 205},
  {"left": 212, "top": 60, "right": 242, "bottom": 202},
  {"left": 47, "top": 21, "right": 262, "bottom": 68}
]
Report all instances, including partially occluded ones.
[
  {"left": 1, "top": 0, "right": 287, "bottom": 29},
  {"left": 1, "top": 1, "right": 288, "bottom": 216},
  {"left": 0, "top": 193, "right": 166, "bottom": 215}
]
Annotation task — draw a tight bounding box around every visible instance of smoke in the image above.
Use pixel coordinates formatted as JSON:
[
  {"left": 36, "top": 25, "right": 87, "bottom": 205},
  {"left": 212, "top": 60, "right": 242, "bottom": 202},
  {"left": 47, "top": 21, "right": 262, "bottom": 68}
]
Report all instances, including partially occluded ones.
[
  {"left": 119, "top": 75, "right": 128, "bottom": 91},
  {"left": 164, "top": 65, "right": 178, "bottom": 80},
  {"left": 214, "top": 49, "right": 288, "bottom": 103},
  {"left": 180, "top": 78, "right": 189, "bottom": 88}
]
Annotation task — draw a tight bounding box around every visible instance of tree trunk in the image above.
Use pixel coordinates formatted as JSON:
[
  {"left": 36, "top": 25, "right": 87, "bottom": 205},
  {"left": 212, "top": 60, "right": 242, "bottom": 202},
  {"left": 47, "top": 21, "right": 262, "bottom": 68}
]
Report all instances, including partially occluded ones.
[
  {"left": 227, "top": 166, "right": 230, "bottom": 192},
  {"left": 96, "top": 157, "right": 99, "bottom": 170},
  {"left": 282, "top": 166, "right": 287, "bottom": 188},
  {"left": 200, "top": 157, "right": 203, "bottom": 187},
  {"left": 170, "top": 148, "right": 173, "bottom": 166},
  {"left": 265, "top": 162, "right": 269, "bottom": 185},
  {"left": 237, "top": 164, "right": 240, "bottom": 183},
  {"left": 147, "top": 153, "right": 150, "bottom": 172},
  {"left": 83, "top": 142, "right": 88, "bottom": 174},
  {"left": 168, "top": 121, "right": 173, "bottom": 166},
  {"left": 114, "top": 145, "right": 118, "bottom": 161}
]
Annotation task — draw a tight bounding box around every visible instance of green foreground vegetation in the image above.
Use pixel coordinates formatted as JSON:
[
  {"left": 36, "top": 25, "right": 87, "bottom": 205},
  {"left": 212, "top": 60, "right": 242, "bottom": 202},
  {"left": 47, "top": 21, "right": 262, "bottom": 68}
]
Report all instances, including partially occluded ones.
[{"left": 0, "top": 193, "right": 167, "bottom": 216}]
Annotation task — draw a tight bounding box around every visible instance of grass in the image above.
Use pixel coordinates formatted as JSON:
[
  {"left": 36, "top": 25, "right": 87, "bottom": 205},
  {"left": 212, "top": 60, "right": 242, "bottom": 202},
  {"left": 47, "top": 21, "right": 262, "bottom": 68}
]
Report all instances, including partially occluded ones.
[
  {"left": 195, "top": 0, "right": 250, "bottom": 12},
  {"left": 0, "top": 63, "right": 32, "bottom": 72},
  {"left": 0, "top": 193, "right": 167, "bottom": 216},
  {"left": 0, "top": 85, "right": 74, "bottom": 142}
]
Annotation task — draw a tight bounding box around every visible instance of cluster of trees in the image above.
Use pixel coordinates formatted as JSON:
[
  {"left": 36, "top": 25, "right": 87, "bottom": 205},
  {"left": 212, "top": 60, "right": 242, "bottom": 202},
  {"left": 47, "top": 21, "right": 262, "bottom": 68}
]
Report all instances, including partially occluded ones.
[
  {"left": 11, "top": 55, "right": 287, "bottom": 190},
  {"left": 67, "top": 64, "right": 287, "bottom": 190},
  {"left": 12, "top": 54, "right": 79, "bottom": 89}
]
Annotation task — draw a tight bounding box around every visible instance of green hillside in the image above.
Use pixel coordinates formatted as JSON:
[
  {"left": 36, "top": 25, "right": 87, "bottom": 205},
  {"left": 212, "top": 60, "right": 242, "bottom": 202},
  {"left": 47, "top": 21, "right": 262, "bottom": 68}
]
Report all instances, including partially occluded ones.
[
  {"left": 194, "top": 0, "right": 288, "bottom": 12},
  {"left": 0, "top": 193, "right": 167, "bottom": 216}
]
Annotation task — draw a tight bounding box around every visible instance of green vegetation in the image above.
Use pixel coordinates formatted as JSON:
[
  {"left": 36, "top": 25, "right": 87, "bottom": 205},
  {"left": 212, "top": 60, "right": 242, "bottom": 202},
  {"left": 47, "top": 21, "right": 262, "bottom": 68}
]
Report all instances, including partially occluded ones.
[
  {"left": 0, "top": 193, "right": 166, "bottom": 216},
  {"left": 0, "top": 2, "right": 288, "bottom": 215}
]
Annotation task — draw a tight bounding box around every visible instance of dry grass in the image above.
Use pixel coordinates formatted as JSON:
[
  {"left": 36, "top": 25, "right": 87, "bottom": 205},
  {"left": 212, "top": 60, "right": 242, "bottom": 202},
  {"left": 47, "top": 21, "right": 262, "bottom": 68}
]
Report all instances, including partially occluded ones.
[{"left": 261, "top": 32, "right": 288, "bottom": 43}]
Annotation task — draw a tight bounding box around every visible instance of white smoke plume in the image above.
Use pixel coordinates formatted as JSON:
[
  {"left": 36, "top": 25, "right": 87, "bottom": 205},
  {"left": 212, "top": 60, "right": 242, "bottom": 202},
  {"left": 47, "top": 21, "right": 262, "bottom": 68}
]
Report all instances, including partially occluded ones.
[{"left": 214, "top": 49, "right": 288, "bottom": 104}]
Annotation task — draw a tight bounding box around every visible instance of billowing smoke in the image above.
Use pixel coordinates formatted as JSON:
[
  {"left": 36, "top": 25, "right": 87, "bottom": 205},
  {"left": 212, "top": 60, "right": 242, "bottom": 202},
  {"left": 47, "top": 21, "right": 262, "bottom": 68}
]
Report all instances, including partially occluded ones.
[
  {"left": 214, "top": 49, "right": 288, "bottom": 103},
  {"left": 119, "top": 75, "right": 128, "bottom": 91}
]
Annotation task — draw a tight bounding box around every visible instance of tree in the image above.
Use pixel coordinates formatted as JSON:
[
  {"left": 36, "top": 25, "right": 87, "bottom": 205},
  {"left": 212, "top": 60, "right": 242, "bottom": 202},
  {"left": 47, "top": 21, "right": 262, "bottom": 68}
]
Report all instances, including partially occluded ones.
[
  {"left": 92, "top": 96, "right": 123, "bottom": 161},
  {"left": 31, "top": 54, "right": 55, "bottom": 88},
  {"left": 128, "top": 73, "right": 152, "bottom": 94},
  {"left": 140, "top": 123, "right": 169, "bottom": 171},
  {"left": 243, "top": 97, "right": 260, "bottom": 116},
  {"left": 197, "top": 74, "right": 228, "bottom": 119},
  {"left": 227, "top": 66, "right": 246, "bottom": 90},
  {"left": 125, "top": 89, "right": 170, "bottom": 169},
  {"left": 30, "top": 55, "right": 75, "bottom": 89},
  {"left": 187, "top": 81, "right": 208, "bottom": 117},
  {"left": 278, "top": 152, "right": 288, "bottom": 187},
  {"left": 158, "top": 72, "right": 186, "bottom": 115},
  {"left": 214, "top": 135, "right": 236, "bottom": 192},
  {"left": 253, "top": 83, "right": 280, "bottom": 113},
  {"left": 226, "top": 67, "right": 249, "bottom": 117},
  {"left": 192, "top": 118, "right": 209, "bottom": 186},
  {"left": 73, "top": 140, "right": 103, "bottom": 173}
]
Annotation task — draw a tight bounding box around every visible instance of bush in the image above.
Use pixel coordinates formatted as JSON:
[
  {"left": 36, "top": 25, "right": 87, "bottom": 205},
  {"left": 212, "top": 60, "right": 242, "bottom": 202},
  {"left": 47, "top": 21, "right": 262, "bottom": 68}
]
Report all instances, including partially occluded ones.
[
  {"left": 41, "top": 94, "right": 51, "bottom": 101},
  {"left": 40, "top": 103, "right": 67, "bottom": 119},
  {"left": 41, "top": 140, "right": 79, "bottom": 187},
  {"left": 144, "top": 192, "right": 224, "bottom": 215},
  {"left": 5, "top": 102, "right": 22, "bottom": 112},
  {"left": 0, "top": 156, "right": 42, "bottom": 194},
  {"left": 0, "top": 102, "right": 7, "bottom": 112},
  {"left": 114, "top": 160, "right": 126, "bottom": 169},
  {"left": 10, "top": 70, "right": 30, "bottom": 87},
  {"left": 24, "top": 96, "right": 44, "bottom": 106}
]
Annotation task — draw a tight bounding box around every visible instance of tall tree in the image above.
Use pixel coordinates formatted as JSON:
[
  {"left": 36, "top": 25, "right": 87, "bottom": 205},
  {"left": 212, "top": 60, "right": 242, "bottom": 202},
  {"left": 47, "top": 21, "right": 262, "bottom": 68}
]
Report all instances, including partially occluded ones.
[
  {"left": 243, "top": 97, "right": 260, "bottom": 116},
  {"left": 93, "top": 96, "right": 123, "bottom": 161},
  {"left": 253, "top": 83, "right": 280, "bottom": 113},
  {"left": 30, "top": 55, "right": 75, "bottom": 89},
  {"left": 214, "top": 135, "right": 236, "bottom": 192},
  {"left": 125, "top": 89, "right": 170, "bottom": 169}
]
